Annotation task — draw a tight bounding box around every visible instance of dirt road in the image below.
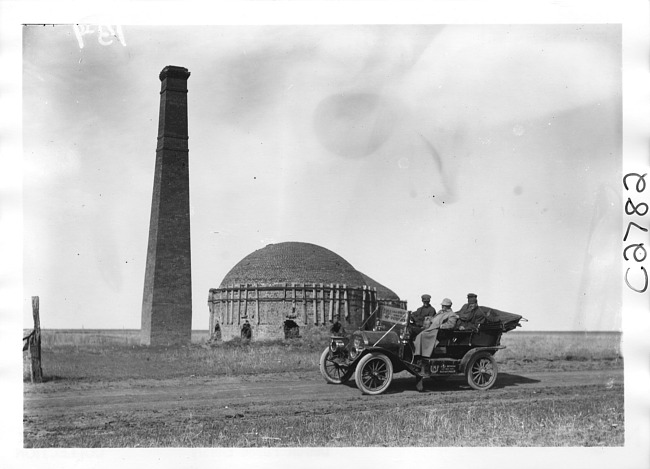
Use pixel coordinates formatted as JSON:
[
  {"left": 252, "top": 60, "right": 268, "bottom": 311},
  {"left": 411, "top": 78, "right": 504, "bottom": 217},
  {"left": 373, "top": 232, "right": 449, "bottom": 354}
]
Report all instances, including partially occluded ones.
[{"left": 24, "top": 368, "right": 623, "bottom": 417}]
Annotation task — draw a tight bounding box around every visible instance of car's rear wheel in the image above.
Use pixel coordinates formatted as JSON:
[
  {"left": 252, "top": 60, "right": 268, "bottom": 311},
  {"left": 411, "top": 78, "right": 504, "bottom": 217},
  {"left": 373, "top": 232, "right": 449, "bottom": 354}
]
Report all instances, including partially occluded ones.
[
  {"left": 319, "top": 347, "right": 351, "bottom": 384},
  {"left": 354, "top": 352, "right": 393, "bottom": 395},
  {"left": 465, "top": 352, "right": 498, "bottom": 390}
]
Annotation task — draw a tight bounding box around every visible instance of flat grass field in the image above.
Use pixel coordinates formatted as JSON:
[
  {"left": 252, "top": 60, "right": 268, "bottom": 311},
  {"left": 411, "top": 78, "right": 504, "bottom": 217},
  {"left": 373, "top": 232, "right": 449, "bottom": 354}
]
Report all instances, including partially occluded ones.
[
  {"left": 23, "top": 329, "right": 624, "bottom": 447},
  {"left": 26, "top": 329, "right": 623, "bottom": 380}
]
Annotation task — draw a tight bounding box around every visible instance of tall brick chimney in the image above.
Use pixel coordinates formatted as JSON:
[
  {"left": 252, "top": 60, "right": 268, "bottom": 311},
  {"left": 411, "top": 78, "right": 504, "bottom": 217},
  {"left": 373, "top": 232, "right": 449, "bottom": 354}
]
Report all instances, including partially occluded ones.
[{"left": 141, "top": 65, "right": 192, "bottom": 346}]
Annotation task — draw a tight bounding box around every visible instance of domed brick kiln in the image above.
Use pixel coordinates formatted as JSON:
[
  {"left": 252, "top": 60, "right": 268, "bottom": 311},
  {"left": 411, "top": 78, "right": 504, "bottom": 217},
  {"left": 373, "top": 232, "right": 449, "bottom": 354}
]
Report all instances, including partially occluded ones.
[{"left": 208, "top": 242, "right": 405, "bottom": 340}]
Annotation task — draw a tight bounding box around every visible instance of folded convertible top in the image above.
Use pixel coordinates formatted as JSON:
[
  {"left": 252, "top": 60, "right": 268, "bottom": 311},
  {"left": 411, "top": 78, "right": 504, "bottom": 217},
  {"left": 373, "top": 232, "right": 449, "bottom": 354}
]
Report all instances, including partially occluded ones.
[{"left": 480, "top": 306, "right": 524, "bottom": 332}]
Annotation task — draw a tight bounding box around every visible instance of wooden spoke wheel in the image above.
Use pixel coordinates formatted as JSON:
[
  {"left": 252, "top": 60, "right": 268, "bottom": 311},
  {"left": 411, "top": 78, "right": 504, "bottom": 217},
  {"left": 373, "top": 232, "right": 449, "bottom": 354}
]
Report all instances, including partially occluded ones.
[
  {"left": 354, "top": 353, "right": 393, "bottom": 395},
  {"left": 465, "top": 352, "right": 498, "bottom": 390},
  {"left": 319, "top": 348, "right": 351, "bottom": 384}
]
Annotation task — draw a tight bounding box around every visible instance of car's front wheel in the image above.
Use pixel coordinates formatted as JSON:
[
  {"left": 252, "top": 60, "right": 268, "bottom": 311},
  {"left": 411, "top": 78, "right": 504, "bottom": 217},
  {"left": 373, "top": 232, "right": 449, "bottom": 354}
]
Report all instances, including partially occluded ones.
[
  {"left": 319, "top": 347, "right": 352, "bottom": 384},
  {"left": 465, "top": 352, "right": 498, "bottom": 390},
  {"left": 354, "top": 352, "right": 393, "bottom": 395}
]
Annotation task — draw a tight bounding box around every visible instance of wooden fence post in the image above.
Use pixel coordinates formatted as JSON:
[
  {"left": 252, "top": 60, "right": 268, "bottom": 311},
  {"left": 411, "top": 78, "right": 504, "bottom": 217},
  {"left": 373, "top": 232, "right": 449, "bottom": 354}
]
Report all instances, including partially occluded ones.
[
  {"left": 255, "top": 284, "right": 260, "bottom": 325},
  {"left": 334, "top": 284, "right": 340, "bottom": 321},
  {"left": 320, "top": 284, "right": 325, "bottom": 324},
  {"left": 243, "top": 284, "right": 249, "bottom": 319},
  {"left": 237, "top": 283, "right": 241, "bottom": 325},
  {"left": 227, "top": 287, "right": 231, "bottom": 324},
  {"left": 302, "top": 284, "right": 307, "bottom": 325},
  {"left": 362, "top": 285, "right": 367, "bottom": 322},
  {"left": 312, "top": 284, "right": 318, "bottom": 325},
  {"left": 218, "top": 290, "right": 224, "bottom": 325},
  {"left": 207, "top": 290, "right": 214, "bottom": 337},
  {"left": 328, "top": 284, "right": 334, "bottom": 322},
  {"left": 30, "top": 296, "right": 43, "bottom": 383}
]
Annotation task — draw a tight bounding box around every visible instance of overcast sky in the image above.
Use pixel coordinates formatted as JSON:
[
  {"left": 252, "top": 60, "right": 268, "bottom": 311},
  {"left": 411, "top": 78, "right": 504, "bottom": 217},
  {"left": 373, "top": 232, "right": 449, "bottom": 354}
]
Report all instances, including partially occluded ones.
[{"left": 22, "top": 24, "right": 622, "bottom": 331}]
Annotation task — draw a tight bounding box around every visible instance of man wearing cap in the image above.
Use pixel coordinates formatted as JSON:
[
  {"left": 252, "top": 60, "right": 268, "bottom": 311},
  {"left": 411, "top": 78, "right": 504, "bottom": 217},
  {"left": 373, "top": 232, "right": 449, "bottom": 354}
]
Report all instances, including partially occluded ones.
[
  {"left": 414, "top": 299, "right": 458, "bottom": 357},
  {"left": 456, "top": 293, "right": 487, "bottom": 331},
  {"left": 410, "top": 294, "right": 437, "bottom": 329}
]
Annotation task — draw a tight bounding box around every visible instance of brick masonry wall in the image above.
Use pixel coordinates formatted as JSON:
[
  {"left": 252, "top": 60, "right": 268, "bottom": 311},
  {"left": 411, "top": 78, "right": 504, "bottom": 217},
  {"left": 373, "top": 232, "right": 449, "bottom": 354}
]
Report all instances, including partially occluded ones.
[
  {"left": 219, "top": 243, "right": 368, "bottom": 288},
  {"left": 220, "top": 323, "right": 333, "bottom": 341},
  {"left": 141, "top": 66, "right": 193, "bottom": 346},
  {"left": 206, "top": 243, "right": 405, "bottom": 342},
  {"left": 208, "top": 286, "right": 384, "bottom": 340}
]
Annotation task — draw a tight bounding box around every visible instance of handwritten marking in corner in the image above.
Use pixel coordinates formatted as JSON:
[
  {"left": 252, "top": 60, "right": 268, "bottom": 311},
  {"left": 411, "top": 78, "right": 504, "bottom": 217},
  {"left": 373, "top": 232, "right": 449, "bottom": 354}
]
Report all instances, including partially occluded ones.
[{"left": 72, "top": 25, "right": 126, "bottom": 50}]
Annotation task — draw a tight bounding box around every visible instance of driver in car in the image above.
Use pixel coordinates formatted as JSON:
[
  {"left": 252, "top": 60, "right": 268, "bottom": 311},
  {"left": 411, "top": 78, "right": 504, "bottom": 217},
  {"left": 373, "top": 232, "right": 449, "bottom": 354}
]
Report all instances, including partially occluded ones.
[{"left": 410, "top": 294, "right": 436, "bottom": 332}]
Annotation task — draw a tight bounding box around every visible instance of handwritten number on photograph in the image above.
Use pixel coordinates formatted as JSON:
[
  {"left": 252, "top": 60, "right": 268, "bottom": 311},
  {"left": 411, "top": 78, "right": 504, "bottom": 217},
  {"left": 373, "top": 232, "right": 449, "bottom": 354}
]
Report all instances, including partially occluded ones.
[
  {"left": 72, "top": 25, "right": 126, "bottom": 49},
  {"left": 623, "top": 173, "right": 648, "bottom": 292}
]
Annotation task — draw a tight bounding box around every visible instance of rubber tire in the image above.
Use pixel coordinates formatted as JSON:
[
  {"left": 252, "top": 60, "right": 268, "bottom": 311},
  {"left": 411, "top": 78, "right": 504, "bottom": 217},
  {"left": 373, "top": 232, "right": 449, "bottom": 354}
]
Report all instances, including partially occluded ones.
[
  {"left": 465, "top": 352, "right": 498, "bottom": 390},
  {"left": 354, "top": 352, "right": 393, "bottom": 395},
  {"left": 319, "top": 347, "right": 351, "bottom": 384}
]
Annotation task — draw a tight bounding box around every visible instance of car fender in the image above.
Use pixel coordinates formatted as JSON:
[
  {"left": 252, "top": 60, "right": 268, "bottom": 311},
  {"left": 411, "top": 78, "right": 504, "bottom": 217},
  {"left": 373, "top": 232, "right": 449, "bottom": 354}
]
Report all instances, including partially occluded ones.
[
  {"left": 356, "top": 347, "right": 406, "bottom": 372},
  {"left": 459, "top": 346, "right": 505, "bottom": 373}
]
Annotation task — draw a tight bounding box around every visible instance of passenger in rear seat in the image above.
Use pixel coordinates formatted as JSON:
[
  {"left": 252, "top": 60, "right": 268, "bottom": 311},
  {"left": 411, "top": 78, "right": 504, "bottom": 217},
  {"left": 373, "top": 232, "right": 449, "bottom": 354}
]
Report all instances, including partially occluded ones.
[
  {"left": 438, "top": 297, "right": 454, "bottom": 316},
  {"left": 412, "top": 301, "right": 459, "bottom": 392},
  {"left": 413, "top": 299, "right": 459, "bottom": 358},
  {"left": 456, "top": 293, "right": 486, "bottom": 331}
]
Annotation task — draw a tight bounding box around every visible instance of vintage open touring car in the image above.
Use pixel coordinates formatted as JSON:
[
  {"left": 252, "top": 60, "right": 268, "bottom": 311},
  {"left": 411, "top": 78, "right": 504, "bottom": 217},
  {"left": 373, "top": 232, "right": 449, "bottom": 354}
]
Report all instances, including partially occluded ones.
[{"left": 319, "top": 304, "right": 524, "bottom": 395}]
